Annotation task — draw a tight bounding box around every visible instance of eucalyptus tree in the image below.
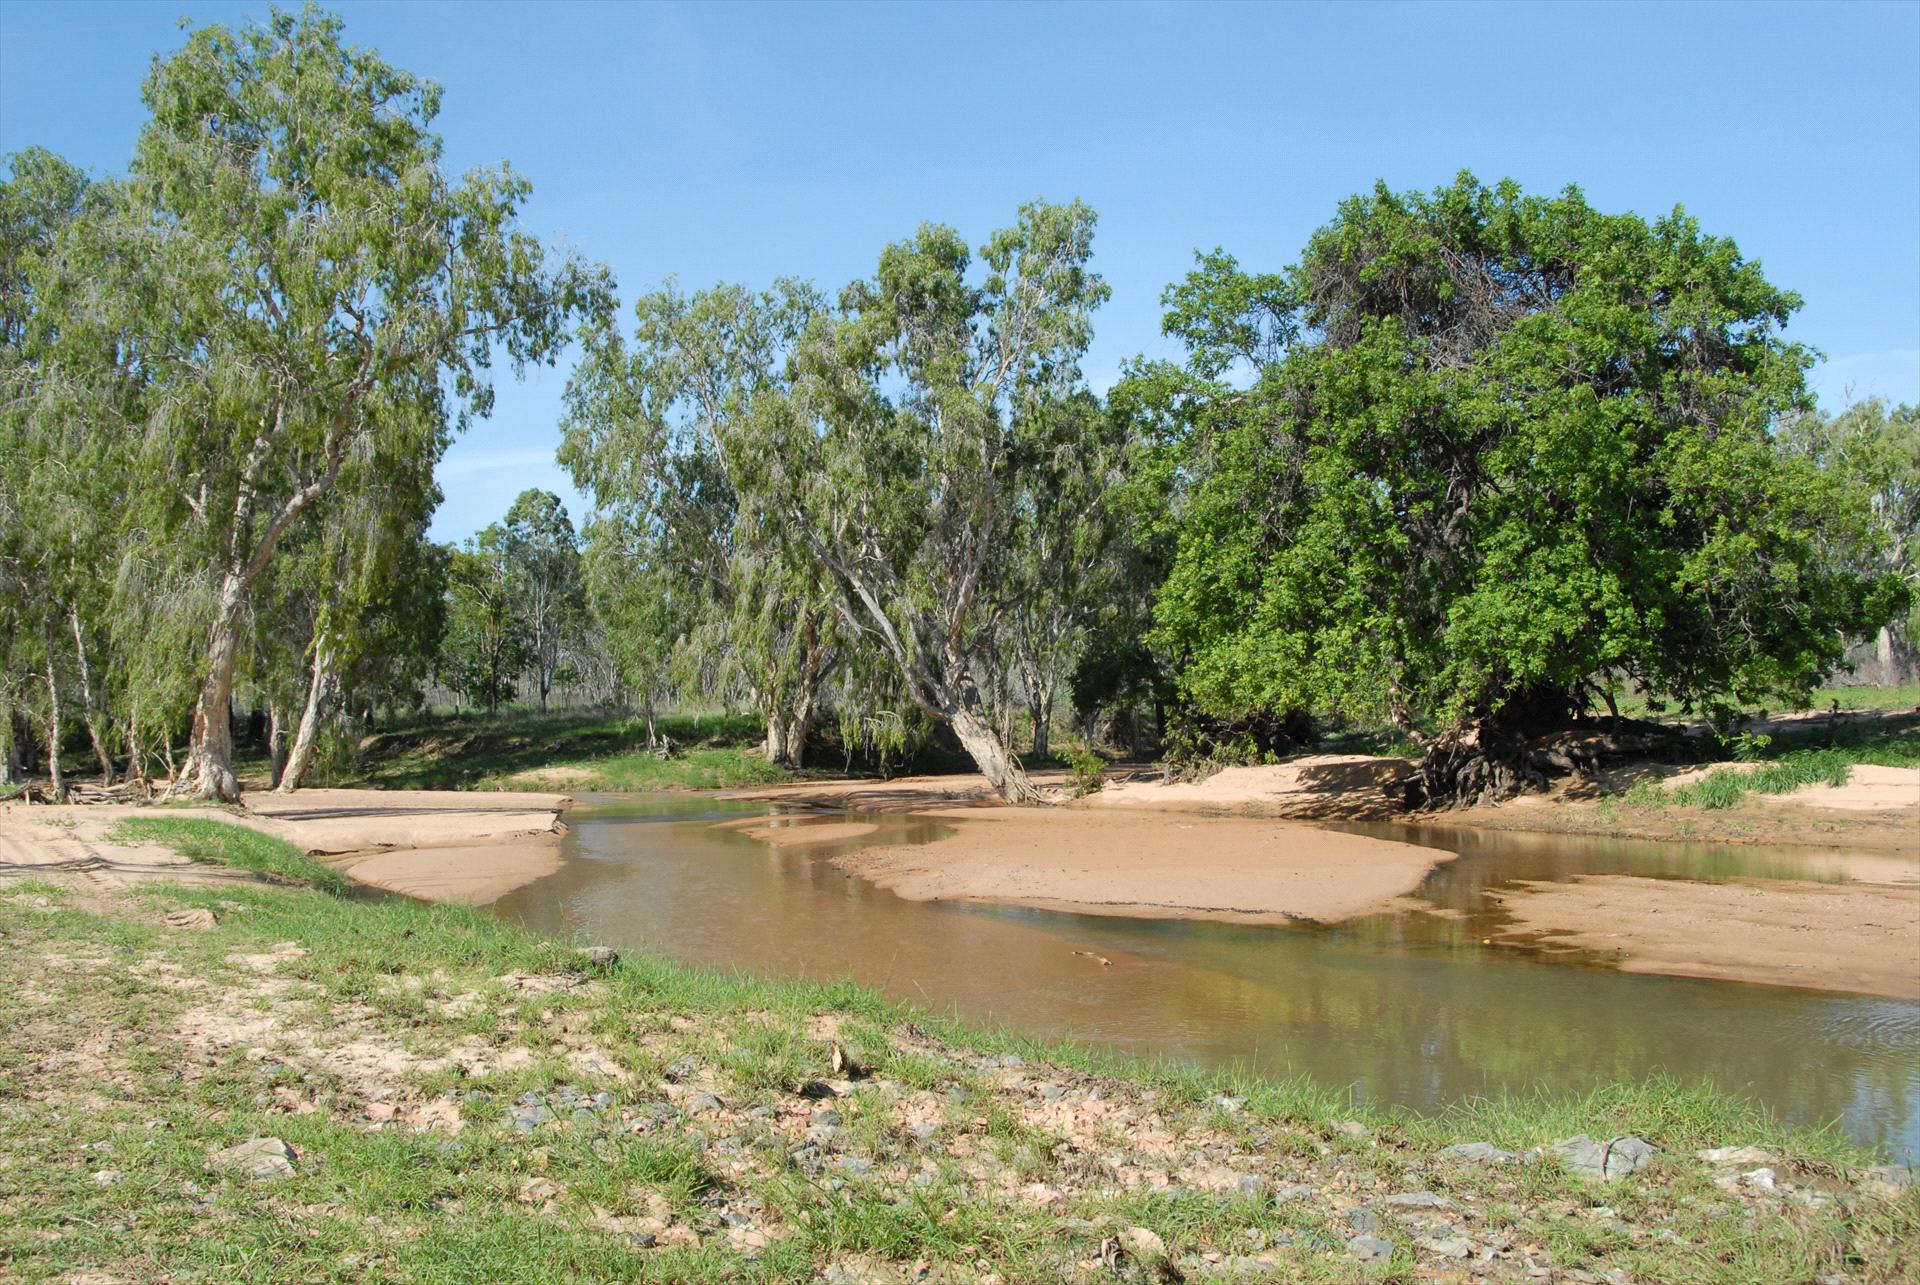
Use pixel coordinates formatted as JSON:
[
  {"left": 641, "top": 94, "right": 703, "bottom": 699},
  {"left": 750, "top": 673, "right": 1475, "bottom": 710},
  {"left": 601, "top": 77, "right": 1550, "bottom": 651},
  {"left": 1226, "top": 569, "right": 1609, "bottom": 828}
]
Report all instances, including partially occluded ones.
[
  {"left": 1149, "top": 175, "right": 1908, "bottom": 804},
  {"left": 84, "top": 6, "right": 609, "bottom": 800},
  {"left": 501, "top": 489, "right": 585, "bottom": 713},
  {"left": 734, "top": 201, "right": 1110, "bottom": 802},
  {"left": 561, "top": 279, "right": 839, "bottom": 766},
  {"left": 269, "top": 403, "right": 446, "bottom": 791},
  {"left": 1002, "top": 390, "right": 1129, "bottom": 758},
  {"left": 580, "top": 513, "right": 679, "bottom": 746},
  {"left": 1781, "top": 399, "right": 1920, "bottom": 671}
]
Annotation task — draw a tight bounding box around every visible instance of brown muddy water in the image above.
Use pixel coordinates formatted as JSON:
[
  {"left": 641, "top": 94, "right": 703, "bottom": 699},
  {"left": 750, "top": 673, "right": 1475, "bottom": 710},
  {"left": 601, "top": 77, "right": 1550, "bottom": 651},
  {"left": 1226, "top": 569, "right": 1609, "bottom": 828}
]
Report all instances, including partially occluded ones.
[{"left": 491, "top": 796, "right": 1920, "bottom": 1159}]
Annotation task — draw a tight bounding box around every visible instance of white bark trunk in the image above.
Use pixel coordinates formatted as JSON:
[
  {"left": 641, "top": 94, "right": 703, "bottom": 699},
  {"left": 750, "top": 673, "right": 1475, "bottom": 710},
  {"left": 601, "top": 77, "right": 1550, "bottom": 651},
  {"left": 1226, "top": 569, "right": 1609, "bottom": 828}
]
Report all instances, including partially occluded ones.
[
  {"left": 68, "top": 606, "right": 114, "bottom": 785},
  {"left": 1, "top": 697, "right": 21, "bottom": 786},
  {"left": 278, "top": 635, "right": 334, "bottom": 793},
  {"left": 949, "top": 704, "right": 1042, "bottom": 804},
  {"left": 179, "top": 567, "right": 247, "bottom": 802},
  {"left": 267, "top": 704, "right": 288, "bottom": 790},
  {"left": 43, "top": 647, "right": 65, "bottom": 803}
]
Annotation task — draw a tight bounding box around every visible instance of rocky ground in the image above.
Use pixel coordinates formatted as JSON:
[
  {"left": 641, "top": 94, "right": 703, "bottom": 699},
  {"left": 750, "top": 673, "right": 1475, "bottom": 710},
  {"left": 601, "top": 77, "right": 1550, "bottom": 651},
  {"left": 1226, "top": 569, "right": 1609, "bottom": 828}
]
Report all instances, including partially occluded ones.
[{"left": 2, "top": 824, "right": 1915, "bottom": 1283}]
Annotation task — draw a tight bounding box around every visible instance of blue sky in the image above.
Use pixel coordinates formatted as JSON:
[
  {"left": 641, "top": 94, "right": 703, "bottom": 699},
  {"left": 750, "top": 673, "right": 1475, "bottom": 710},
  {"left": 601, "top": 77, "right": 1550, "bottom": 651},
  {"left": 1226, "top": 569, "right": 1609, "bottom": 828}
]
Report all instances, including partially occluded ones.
[{"left": 3, "top": 0, "right": 1917, "bottom": 541}]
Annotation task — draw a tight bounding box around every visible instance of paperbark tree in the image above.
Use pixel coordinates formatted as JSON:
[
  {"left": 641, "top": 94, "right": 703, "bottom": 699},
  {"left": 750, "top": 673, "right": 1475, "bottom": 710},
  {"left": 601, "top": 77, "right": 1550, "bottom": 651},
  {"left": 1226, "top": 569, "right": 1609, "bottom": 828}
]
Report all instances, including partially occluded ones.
[
  {"left": 90, "top": 7, "right": 607, "bottom": 801},
  {"left": 733, "top": 201, "right": 1111, "bottom": 803},
  {"left": 561, "top": 280, "right": 839, "bottom": 766},
  {"left": 0, "top": 148, "right": 140, "bottom": 795}
]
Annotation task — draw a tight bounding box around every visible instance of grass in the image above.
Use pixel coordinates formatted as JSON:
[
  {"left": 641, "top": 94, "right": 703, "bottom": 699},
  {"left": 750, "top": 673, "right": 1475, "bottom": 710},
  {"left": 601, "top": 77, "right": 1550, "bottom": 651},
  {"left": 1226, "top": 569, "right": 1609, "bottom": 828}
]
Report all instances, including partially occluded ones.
[
  {"left": 341, "top": 709, "right": 813, "bottom": 793},
  {"left": 109, "top": 815, "right": 352, "bottom": 894},
  {"left": 1623, "top": 711, "right": 1919, "bottom": 812},
  {"left": 2, "top": 815, "right": 1913, "bottom": 1283},
  {"left": 1611, "top": 682, "right": 1920, "bottom": 723}
]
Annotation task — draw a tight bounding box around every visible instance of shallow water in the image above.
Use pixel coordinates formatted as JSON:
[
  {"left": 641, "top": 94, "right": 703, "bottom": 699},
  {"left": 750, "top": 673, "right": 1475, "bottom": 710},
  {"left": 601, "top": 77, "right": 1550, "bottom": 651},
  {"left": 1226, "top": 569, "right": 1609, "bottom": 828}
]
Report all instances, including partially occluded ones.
[{"left": 491, "top": 796, "right": 1920, "bottom": 1158}]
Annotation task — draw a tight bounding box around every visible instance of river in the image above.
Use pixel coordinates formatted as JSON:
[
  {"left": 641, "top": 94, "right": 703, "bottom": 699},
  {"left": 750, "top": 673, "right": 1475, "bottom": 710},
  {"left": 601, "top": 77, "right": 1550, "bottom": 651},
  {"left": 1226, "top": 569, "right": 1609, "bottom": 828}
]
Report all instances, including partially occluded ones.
[{"left": 490, "top": 795, "right": 1919, "bottom": 1159}]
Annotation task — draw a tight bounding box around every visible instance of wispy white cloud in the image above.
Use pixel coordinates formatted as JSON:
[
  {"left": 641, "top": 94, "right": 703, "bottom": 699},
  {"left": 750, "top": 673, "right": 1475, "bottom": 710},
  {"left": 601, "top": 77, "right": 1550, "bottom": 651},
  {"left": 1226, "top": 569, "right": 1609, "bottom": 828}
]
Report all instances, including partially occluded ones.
[
  {"left": 1808, "top": 349, "right": 1920, "bottom": 410},
  {"left": 437, "top": 448, "right": 562, "bottom": 477}
]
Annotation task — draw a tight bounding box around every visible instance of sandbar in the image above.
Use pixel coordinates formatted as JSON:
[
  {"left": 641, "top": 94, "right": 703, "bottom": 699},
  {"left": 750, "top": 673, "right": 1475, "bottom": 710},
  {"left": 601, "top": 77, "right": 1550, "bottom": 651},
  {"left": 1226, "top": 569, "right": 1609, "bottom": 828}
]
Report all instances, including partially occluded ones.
[{"left": 1486, "top": 874, "right": 1920, "bottom": 998}]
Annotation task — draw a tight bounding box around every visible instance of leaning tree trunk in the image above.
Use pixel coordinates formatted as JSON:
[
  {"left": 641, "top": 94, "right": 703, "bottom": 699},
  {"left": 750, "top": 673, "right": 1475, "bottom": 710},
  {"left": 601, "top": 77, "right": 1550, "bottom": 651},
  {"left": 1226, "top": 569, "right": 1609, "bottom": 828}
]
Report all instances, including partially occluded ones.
[
  {"left": 948, "top": 702, "right": 1044, "bottom": 804},
  {"left": 267, "top": 704, "right": 288, "bottom": 789},
  {"left": 278, "top": 635, "right": 336, "bottom": 794}
]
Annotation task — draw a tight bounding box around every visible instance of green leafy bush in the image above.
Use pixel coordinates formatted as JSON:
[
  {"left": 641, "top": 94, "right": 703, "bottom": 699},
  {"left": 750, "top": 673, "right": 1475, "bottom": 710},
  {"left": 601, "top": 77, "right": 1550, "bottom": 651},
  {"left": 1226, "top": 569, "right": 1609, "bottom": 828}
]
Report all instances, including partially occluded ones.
[{"left": 1063, "top": 746, "right": 1106, "bottom": 797}]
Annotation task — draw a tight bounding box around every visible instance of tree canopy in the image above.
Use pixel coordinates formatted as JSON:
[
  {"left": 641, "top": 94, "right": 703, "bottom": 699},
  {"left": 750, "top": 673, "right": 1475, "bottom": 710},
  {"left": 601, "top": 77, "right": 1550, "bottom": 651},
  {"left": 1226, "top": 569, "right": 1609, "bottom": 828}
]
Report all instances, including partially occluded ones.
[{"left": 1143, "top": 174, "right": 1908, "bottom": 802}]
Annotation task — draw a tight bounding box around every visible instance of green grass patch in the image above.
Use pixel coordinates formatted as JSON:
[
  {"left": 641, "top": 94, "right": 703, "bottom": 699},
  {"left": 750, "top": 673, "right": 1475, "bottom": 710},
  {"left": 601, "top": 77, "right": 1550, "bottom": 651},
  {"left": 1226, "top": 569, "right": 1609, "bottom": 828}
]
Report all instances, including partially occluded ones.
[
  {"left": 109, "top": 816, "right": 350, "bottom": 893},
  {"left": 343, "top": 709, "right": 812, "bottom": 793}
]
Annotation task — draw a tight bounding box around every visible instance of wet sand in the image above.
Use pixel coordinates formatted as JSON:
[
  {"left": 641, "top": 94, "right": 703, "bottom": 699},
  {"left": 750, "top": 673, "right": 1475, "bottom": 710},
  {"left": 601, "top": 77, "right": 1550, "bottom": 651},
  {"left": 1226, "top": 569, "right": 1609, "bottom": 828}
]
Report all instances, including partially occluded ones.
[
  {"left": 819, "top": 808, "right": 1457, "bottom": 924},
  {"left": 1486, "top": 875, "right": 1920, "bottom": 999},
  {"left": 334, "top": 842, "right": 568, "bottom": 905}
]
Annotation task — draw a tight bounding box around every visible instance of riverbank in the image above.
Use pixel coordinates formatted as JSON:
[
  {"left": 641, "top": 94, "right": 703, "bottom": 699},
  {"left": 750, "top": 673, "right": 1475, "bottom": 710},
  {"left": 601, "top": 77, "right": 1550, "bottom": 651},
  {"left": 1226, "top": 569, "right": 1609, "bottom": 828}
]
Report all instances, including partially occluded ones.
[
  {"left": 3, "top": 817, "right": 1913, "bottom": 1283},
  {"left": 0, "top": 788, "right": 568, "bottom": 906}
]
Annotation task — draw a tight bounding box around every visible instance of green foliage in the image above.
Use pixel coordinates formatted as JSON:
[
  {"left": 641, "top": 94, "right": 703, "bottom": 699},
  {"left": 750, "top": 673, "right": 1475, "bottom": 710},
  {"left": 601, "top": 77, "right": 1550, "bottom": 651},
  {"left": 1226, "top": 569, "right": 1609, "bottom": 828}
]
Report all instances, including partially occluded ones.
[
  {"left": 440, "top": 528, "right": 535, "bottom": 715},
  {"left": 348, "top": 709, "right": 803, "bottom": 792},
  {"left": 1061, "top": 745, "right": 1106, "bottom": 796},
  {"left": 1142, "top": 174, "right": 1910, "bottom": 770},
  {"left": 560, "top": 278, "right": 842, "bottom": 763},
  {"left": 5, "top": 5, "right": 612, "bottom": 797},
  {"left": 730, "top": 200, "right": 1117, "bottom": 800},
  {"left": 500, "top": 489, "right": 588, "bottom": 713},
  {"left": 1781, "top": 398, "right": 1920, "bottom": 640}
]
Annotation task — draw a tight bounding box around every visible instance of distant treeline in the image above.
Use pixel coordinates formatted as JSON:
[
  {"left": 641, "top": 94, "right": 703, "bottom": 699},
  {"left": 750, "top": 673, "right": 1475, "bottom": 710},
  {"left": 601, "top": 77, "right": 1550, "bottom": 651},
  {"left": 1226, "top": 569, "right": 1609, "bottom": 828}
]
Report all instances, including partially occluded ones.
[{"left": 2, "top": 7, "right": 1912, "bottom": 804}]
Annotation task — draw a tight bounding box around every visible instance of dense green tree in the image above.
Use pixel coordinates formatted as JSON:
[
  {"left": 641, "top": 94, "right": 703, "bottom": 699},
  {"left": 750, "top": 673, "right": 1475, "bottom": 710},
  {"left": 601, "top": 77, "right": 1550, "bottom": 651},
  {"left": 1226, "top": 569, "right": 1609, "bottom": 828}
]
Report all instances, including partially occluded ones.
[
  {"left": 732, "top": 201, "right": 1110, "bottom": 801},
  {"left": 1147, "top": 174, "right": 1908, "bottom": 803},
  {"left": 441, "top": 528, "right": 531, "bottom": 716},
  {"left": 59, "top": 5, "right": 610, "bottom": 800}
]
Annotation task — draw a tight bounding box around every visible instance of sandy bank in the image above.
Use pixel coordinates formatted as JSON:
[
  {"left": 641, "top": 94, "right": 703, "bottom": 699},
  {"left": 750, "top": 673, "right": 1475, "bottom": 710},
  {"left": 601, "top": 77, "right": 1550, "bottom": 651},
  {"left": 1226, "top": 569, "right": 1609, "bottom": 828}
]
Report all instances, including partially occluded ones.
[
  {"left": 815, "top": 808, "right": 1456, "bottom": 924},
  {"left": 1090, "top": 755, "right": 1413, "bottom": 819},
  {"left": 1487, "top": 875, "right": 1920, "bottom": 999},
  {"left": 0, "top": 788, "right": 569, "bottom": 906}
]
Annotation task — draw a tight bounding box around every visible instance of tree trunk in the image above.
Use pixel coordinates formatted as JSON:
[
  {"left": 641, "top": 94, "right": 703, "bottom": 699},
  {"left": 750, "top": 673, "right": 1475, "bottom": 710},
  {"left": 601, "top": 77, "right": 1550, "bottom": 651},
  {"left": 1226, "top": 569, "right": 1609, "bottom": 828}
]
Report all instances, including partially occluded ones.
[
  {"left": 949, "top": 703, "right": 1043, "bottom": 804},
  {"left": 1029, "top": 692, "right": 1051, "bottom": 760},
  {"left": 177, "top": 566, "right": 250, "bottom": 802},
  {"left": 1, "top": 699, "right": 20, "bottom": 787},
  {"left": 279, "top": 636, "right": 335, "bottom": 793},
  {"left": 763, "top": 711, "right": 791, "bottom": 766},
  {"left": 267, "top": 704, "right": 288, "bottom": 789},
  {"left": 784, "top": 687, "right": 814, "bottom": 770},
  {"left": 68, "top": 606, "right": 114, "bottom": 785},
  {"left": 43, "top": 647, "right": 65, "bottom": 803}
]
